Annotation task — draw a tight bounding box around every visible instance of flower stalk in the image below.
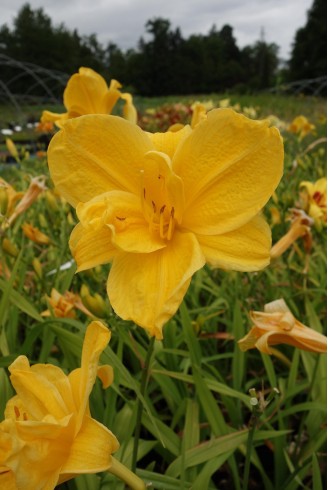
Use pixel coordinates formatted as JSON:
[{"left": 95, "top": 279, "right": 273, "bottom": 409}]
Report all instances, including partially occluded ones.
[
  {"left": 242, "top": 387, "right": 280, "bottom": 490},
  {"left": 131, "top": 335, "right": 155, "bottom": 473},
  {"left": 109, "top": 457, "right": 146, "bottom": 490}
]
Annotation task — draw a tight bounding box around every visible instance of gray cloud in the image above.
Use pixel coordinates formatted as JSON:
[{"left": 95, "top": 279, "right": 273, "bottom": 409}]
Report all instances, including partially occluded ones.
[{"left": 1, "top": 0, "right": 313, "bottom": 59}]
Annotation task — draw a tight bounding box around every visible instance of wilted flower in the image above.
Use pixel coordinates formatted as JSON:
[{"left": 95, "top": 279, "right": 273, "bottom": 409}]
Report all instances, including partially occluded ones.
[
  {"left": 48, "top": 109, "right": 283, "bottom": 339},
  {"left": 270, "top": 209, "right": 313, "bottom": 259},
  {"left": 6, "top": 176, "right": 47, "bottom": 227},
  {"left": 288, "top": 115, "right": 315, "bottom": 139},
  {"left": 41, "top": 67, "right": 136, "bottom": 128},
  {"left": 0, "top": 321, "right": 120, "bottom": 489},
  {"left": 299, "top": 177, "right": 326, "bottom": 228},
  {"left": 41, "top": 288, "right": 94, "bottom": 318},
  {"left": 238, "top": 299, "right": 327, "bottom": 354},
  {"left": 22, "top": 223, "right": 51, "bottom": 245}
]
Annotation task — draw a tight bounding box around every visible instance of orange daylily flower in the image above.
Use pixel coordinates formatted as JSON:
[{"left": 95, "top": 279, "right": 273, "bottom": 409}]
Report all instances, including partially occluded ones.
[
  {"left": 238, "top": 299, "right": 327, "bottom": 354},
  {"left": 41, "top": 67, "right": 137, "bottom": 128}
]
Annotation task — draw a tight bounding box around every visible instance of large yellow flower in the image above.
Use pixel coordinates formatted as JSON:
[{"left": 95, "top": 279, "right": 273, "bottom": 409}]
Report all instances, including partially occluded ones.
[
  {"left": 48, "top": 108, "right": 283, "bottom": 339},
  {"left": 42, "top": 67, "right": 137, "bottom": 128},
  {"left": 0, "top": 321, "right": 119, "bottom": 489}
]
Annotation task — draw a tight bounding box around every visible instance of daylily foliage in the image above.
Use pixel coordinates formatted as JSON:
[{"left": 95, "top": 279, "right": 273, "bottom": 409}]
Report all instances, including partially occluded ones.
[{"left": 48, "top": 108, "right": 283, "bottom": 338}]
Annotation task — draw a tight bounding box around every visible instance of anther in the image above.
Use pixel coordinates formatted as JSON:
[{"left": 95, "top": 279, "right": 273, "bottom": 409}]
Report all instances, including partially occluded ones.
[
  {"left": 116, "top": 216, "right": 126, "bottom": 221},
  {"left": 14, "top": 406, "right": 20, "bottom": 419},
  {"left": 152, "top": 201, "right": 157, "bottom": 213},
  {"left": 160, "top": 204, "right": 166, "bottom": 214},
  {"left": 23, "top": 413, "right": 28, "bottom": 421},
  {"left": 171, "top": 207, "right": 175, "bottom": 218}
]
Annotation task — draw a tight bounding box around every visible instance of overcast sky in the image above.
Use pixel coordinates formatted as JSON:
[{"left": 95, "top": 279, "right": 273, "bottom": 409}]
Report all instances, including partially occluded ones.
[{"left": 1, "top": 0, "right": 314, "bottom": 60}]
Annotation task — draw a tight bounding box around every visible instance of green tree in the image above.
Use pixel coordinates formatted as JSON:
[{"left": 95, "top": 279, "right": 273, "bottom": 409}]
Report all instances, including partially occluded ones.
[{"left": 288, "top": 0, "right": 326, "bottom": 80}]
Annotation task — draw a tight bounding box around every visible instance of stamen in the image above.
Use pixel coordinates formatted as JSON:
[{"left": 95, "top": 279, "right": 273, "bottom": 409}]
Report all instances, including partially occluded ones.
[
  {"left": 159, "top": 210, "right": 165, "bottom": 238},
  {"left": 143, "top": 188, "right": 146, "bottom": 199},
  {"left": 116, "top": 216, "right": 126, "bottom": 221},
  {"left": 14, "top": 406, "right": 20, "bottom": 419},
  {"left": 160, "top": 205, "right": 166, "bottom": 214},
  {"left": 152, "top": 201, "right": 157, "bottom": 213}
]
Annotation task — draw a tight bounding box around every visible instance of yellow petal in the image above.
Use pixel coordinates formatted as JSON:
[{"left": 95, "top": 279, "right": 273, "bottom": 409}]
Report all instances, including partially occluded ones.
[
  {"left": 80, "top": 190, "right": 166, "bottom": 253},
  {"left": 196, "top": 214, "right": 271, "bottom": 271},
  {"left": 41, "top": 110, "right": 68, "bottom": 126},
  {"left": 63, "top": 67, "right": 108, "bottom": 114},
  {"left": 48, "top": 115, "right": 154, "bottom": 206},
  {"left": 69, "top": 321, "right": 111, "bottom": 429},
  {"left": 69, "top": 223, "right": 117, "bottom": 272},
  {"left": 30, "top": 364, "right": 76, "bottom": 413},
  {"left": 147, "top": 125, "right": 192, "bottom": 160},
  {"left": 0, "top": 469, "right": 16, "bottom": 490},
  {"left": 59, "top": 416, "right": 119, "bottom": 480},
  {"left": 8, "top": 356, "right": 69, "bottom": 420},
  {"left": 173, "top": 109, "right": 283, "bottom": 234},
  {"left": 107, "top": 231, "right": 205, "bottom": 339},
  {"left": 121, "top": 93, "right": 138, "bottom": 124},
  {"left": 97, "top": 365, "right": 114, "bottom": 389},
  {"left": 299, "top": 180, "right": 314, "bottom": 194},
  {"left": 314, "top": 177, "right": 327, "bottom": 194}
]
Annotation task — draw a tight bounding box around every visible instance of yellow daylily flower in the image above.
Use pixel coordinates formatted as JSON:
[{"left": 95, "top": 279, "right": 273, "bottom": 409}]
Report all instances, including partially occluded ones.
[
  {"left": 22, "top": 223, "right": 51, "bottom": 245},
  {"left": 238, "top": 299, "right": 327, "bottom": 354},
  {"left": 299, "top": 177, "right": 327, "bottom": 227},
  {"left": 288, "top": 115, "right": 315, "bottom": 139},
  {"left": 48, "top": 108, "right": 283, "bottom": 339},
  {"left": 41, "top": 67, "right": 136, "bottom": 128},
  {"left": 0, "top": 321, "right": 120, "bottom": 489}
]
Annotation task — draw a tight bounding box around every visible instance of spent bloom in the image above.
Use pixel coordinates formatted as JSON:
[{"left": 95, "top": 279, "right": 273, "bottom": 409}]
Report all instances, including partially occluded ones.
[
  {"left": 48, "top": 108, "right": 283, "bottom": 339},
  {"left": 22, "top": 223, "right": 51, "bottom": 245},
  {"left": 0, "top": 321, "right": 119, "bottom": 489},
  {"left": 5, "top": 176, "right": 47, "bottom": 227},
  {"left": 238, "top": 299, "right": 327, "bottom": 354},
  {"left": 41, "top": 288, "right": 94, "bottom": 318},
  {"left": 42, "top": 67, "right": 137, "bottom": 128},
  {"left": 270, "top": 209, "right": 313, "bottom": 260}
]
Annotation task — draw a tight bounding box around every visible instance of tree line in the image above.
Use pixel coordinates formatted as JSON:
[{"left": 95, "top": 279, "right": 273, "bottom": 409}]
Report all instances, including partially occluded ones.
[{"left": 0, "top": 0, "right": 325, "bottom": 98}]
